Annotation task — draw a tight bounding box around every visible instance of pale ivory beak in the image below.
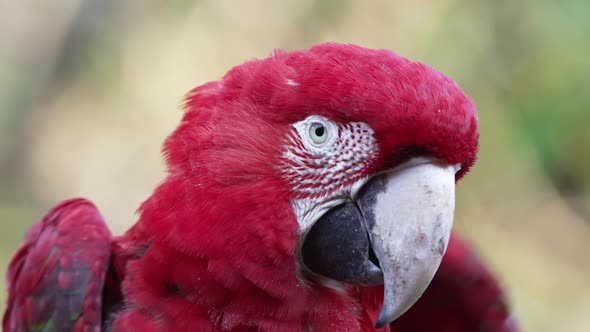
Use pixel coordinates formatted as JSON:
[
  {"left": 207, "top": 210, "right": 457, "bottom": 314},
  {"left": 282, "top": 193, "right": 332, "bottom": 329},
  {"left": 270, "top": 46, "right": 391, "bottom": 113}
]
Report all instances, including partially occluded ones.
[{"left": 356, "top": 159, "right": 457, "bottom": 327}]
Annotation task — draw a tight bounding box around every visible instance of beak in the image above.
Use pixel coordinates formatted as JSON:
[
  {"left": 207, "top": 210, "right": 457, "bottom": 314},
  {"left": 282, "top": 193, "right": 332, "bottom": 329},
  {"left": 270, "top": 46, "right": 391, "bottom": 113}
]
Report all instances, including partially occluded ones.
[{"left": 302, "top": 158, "right": 457, "bottom": 328}]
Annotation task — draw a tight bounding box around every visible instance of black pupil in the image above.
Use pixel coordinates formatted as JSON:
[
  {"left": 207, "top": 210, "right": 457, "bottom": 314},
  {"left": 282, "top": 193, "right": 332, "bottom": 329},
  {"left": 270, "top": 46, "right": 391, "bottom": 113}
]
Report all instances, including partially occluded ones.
[{"left": 314, "top": 125, "right": 325, "bottom": 137}]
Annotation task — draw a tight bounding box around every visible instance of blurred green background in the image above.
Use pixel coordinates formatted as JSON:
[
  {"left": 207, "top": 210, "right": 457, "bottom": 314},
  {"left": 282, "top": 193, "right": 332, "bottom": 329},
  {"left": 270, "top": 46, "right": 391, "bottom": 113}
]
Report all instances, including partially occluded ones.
[{"left": 1, "top": 1, "right": 589, "bottom": 331}]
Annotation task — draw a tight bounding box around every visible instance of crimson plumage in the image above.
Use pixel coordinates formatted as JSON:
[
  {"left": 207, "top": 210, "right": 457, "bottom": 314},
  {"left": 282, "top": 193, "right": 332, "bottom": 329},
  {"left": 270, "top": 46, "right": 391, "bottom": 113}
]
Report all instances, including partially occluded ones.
[
  {"left": 3, "top": 199, "right": 111, "bottom": 331},
  {"left": 4, "top": 43, "right": 516, "bottom": 331}
]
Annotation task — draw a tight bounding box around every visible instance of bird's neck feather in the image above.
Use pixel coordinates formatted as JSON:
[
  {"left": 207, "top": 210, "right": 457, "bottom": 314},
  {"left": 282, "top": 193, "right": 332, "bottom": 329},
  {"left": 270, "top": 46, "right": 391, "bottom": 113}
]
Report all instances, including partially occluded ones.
[{"left": 114, "top": 176, "right": 382, "bottom": 330}]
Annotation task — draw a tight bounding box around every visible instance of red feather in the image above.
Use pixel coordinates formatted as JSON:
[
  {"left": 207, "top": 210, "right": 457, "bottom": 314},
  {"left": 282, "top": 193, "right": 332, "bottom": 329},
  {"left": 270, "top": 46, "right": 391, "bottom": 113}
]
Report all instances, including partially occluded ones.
[
  {"left": 3, "top": 199, "right": 112, "bottom": 332},
  {"left": 3, "top": 43, "right": 517, "bottom": 331}
]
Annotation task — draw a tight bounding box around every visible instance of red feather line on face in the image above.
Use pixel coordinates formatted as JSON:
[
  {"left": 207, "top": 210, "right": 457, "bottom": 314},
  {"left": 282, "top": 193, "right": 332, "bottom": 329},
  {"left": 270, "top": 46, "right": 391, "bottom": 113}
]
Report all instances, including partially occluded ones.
[{"left": 281, "top": 120, "right": 379, "bottom": 200}]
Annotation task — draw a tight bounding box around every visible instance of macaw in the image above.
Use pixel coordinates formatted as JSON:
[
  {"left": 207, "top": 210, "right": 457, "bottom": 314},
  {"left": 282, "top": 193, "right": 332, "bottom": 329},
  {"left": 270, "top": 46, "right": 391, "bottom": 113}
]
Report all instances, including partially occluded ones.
[{"left": 3, "top": 43, "right": 518, "bottom": 331}]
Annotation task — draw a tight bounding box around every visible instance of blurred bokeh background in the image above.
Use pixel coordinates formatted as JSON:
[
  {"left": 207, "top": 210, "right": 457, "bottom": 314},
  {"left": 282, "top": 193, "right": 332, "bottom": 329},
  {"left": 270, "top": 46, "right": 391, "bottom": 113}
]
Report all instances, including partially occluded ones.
[{"left": 1, "top": 0, "right": 589, "bottom": 331}]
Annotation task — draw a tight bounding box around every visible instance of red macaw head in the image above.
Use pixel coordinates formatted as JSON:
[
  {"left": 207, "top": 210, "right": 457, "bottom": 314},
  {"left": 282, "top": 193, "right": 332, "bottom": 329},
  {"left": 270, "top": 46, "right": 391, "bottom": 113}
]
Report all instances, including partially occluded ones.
[{"left": 141, "top": 43, "right": 478, "bottom": 327}]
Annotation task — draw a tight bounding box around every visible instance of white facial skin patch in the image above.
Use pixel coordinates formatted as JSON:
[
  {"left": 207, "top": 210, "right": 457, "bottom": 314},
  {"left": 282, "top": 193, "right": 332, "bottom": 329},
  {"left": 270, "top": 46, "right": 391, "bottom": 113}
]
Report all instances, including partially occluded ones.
[{"left": 280, "top": 115, "right": 379, "bottom": 233}]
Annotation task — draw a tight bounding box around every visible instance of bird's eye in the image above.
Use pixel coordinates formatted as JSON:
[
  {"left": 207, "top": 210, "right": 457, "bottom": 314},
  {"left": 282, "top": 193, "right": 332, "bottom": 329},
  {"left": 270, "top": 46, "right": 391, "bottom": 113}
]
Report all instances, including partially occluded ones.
[
  {"left": 309, "top": 122, "right": 328, "bottom": 144},
  {"left": 294, "top": 115, "right": 335, "bottom": 149}
]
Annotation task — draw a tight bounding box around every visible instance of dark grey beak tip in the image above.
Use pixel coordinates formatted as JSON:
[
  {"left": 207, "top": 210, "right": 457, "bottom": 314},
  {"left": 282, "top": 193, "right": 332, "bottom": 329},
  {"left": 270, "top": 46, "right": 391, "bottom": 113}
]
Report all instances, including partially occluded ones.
[
  {"left": 374, "top": 320, "right": 387, "bottom": 329},
  {"left": 374, "top": 301, "right": 394, "bottom": 328}
]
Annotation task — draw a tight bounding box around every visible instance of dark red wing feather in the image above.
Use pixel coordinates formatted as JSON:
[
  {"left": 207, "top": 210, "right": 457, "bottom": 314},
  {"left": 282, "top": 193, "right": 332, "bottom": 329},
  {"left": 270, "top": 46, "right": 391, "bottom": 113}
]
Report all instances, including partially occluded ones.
[
  {"left": 3, "top": 198, "right": 112, "bottom": 332},
  {"left": 389, "top": 233, "right": 519, "bottom": 332}
]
